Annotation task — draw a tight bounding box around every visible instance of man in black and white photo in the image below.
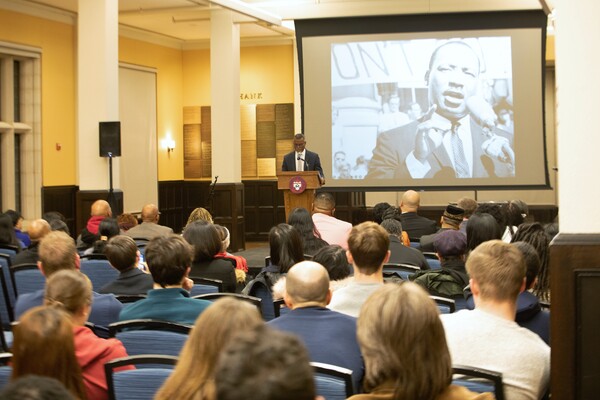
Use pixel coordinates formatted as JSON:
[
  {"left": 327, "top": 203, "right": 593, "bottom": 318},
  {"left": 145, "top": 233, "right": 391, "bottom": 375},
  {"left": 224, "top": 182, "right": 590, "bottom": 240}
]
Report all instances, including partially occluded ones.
[
  {"left": 282, "top": 133, "right": 324, "bottom": 182},
  {"left": 367, "top": 40, "right": 515, "bottom": 180}
]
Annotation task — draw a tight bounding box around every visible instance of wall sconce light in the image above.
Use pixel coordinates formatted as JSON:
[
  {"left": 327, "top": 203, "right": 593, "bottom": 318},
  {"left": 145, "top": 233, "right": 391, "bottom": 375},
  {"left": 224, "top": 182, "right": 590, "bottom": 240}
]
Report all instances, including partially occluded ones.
[{"left": 161, "top": 133, "right": 176, "bottom": 154}]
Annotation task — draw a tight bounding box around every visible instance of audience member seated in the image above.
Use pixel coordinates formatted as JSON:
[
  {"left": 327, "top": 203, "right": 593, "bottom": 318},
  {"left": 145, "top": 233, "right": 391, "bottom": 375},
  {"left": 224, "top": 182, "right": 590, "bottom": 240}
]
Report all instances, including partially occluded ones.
[
  {"left": 419, "top": 204, "right": 465, "bottom": 252},
  {"left": 328, "top": 222, "right": 389, "bottom": 317},
  {"left": 14, "top": 231, "right": 122, "bottom": 328},
  {"left": 0, "top": 375, "right": 75, "bottom": 400},
  {"left": 372, "top": 202, "right": 392, "bottom": 224},
  {"left": 43, "top": 210, "right": 71, "bottom": 235},
  {"left": 474, "top": 202, "right": 507, "bottom": 240},
  {"left": 312, "top": 192, "right": 352, "bottom": 249},
  {"left": 183, "top": 221, "right": 238, "bottom": 293},
  {"left": 244, "top": 224, "right": 304, "bottom": 299},
  {"left": 348, "top": 283, "right": 492, "bottom": 400},
  {"left": 380, "top": 206, "right": 410, "bottom": 245},
  {"left": 441, "top": 241, "right": 550, "bottom": 400},
  {"left": 117, "top": 213, "right": 138, "bottom": 233},
  {"left": 12, "top": 306, "right": 88, "bottom": 399},
  {"left": 78, "top": 199, "right": 112, "bottom": 248},
  {"left": 312, "top": 244, "right": 353, "bottom": 288},
  {"left": 398, "top": 190, "right": 437, "bottom": 240},
  {"left": 84, "top": 217, "right": 120, "bottom": 255},
  {"left": 0, "top": 212, "right": 20, "bottom": 249},
  {"left": 287, "top": 207, "right": 328, "bottom": 255},
  {"left": 457, "top": 197, "right": 478, "bottom": 233},
  {"left": 155, "top": 297, "right": 263, "bottom": 400},
  {"left": 511, "top": 222, "right": 551, "bottom": 303},
  {"left": 183, "top": 207, "right": 213, "bottom": 231},
  {"left": 124, "top": 203, "right": 173, "bottom": 240},
  {"left": 5, "top": 209, "right": 30, "bottom": 248},
  {"left": 466, "top": 213, "right": 502, "bottom": 253},
  {"left": 350, "top": 283, "right": 494, "bottom": 400},
  {"left": 214, "top": 224, "right": 249, "bottom": 275},
  {"left": 44, "top": 270, "right": 132, "bottom": 400},
  {"left": 99, "top": 235, "right": 153, "bottom": 295},
  {"left": 12, "top": 219, "right": 50, "bottom": 265},
  {"left": 410, "top": 230, "right": 470, "bottom": 300},
  {"left": 215, "top": 326, "right": 316, "bottom": 400},
  {"left": 268, "top": 261, "right": 364, "bottom": 389},
  {"left": 119, "top": 234, "right": 212, "bottom": 325},
  {"left": 380, "top": 218, "right": 429, "bottom": 269},
  {"left": 502, "top": 200, "right": 528, "bottom": 243}
]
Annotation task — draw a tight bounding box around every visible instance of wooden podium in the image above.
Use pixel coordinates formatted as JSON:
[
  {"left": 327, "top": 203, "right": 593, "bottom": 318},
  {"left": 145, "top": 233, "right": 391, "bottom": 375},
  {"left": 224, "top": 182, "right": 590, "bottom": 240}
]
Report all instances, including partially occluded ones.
[{"left": 277, "top": 171, "right": 322, "bottom": 220}]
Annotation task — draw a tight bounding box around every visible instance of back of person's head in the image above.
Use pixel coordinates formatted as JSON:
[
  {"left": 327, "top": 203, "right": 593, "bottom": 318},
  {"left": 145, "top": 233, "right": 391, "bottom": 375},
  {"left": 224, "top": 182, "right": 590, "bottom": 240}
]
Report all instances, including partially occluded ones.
[
  {"left": 504, "top": 200, "right": 528, "bottom": 228},
  {"left": 44, "top": 270, "right": 92, "bottom": 316},
  {"left": 93, "top": 217, "right": 120, "bottom": 253},
  {"left": 215, "top": 326, "right": 315, "bottom": 400},
  {"left": 0, "top": 213, "right": 17, "bottom": 245},
  {"left": 312, "top": 245, "right": 351, "bottom": 281},
  {"left": 381, "top": 206, "right": 402, "bottom": 223},
  {"left": 434, "top": 230, "right": 467, "bottom": 259},
  {"left": 38, "top": 231, "right": 77, "bottom": 277},
  {"left": 42, "top": 211, "right": 66, "bottom": 223},
  {"left": 214, "top": 224, "right": 230, "bottom": 252},
  {"left": 348, "top": 222, "right": 390, "bottom": 273},
  {"left": 155, "top": 297, "right": 263, "bottom": 400},
  {"left": 358, "top": 283, "right": 452, "bottom": 398},
  {"left": 105, "top": 235, "right": 138, "bottom": 272},
  {"left": 183, "top": 221, "right": 222, "bottom": 262},
  {"left": 372, "top": 202, "right": 392, "bottom": 224},
  {"left": 117, "top": 213, "right": 138, "bottom": 232},
  {"left": 400, "top": 190, "right": 420, "bottom": 211},
  {"left": 28, "top": 219, "right": 51, "bottom": 243},
  {"left": 287, "top": 207, "right": 321, "bottom": 240},
  {"left": 12, "top": 306, "right": 87, "bottom": 400},
  {"left": 269, "top": 224, "right": 304, "bottom": 273},
  {"left": 457, "top": 198, "right": 478, "bottom": 218},
  {"left": 466, "top": 213, "right": 502, "bottom": 252},
  {"left": 5, "top": 209, "right": 22, "bottom": 227},
  {"left": 512, "top": 241, "right": 541, "bottom": 289},
  {"left": 1, "top": 375, "right": 75, "bottom": 400},
  {"left": 441, "top": 204, "right": 464, "bottom": 229},
  {"left": 313, "top": 192, "right": 335, "bottom": 213},
  {"left": 285, "top": 261, "right": 330, "bottom": 305},
  {"left": 91, "top": 199, "right": 112, "bottom": 217},
  {"left": 380, "top": 218, "right": 403, "bottom": 237},
  {"left": 146, "top": 234, "right": 193, "bottom": 287},
  {"left": 49, "top": 220, "right": 69, "bottom": 235},
  {"left": 510, "top": 222, "right": 550, "bottom": 300},
  {"left": 141, "top": 203, "right": 159, "bottom": 223},
  {"left": 475, "top": 202, "right": 506, "bottom": 232},
  {"left": 185, "top": 207, "right": 213, "bottom": 228},
  {"left": 466, "top": 240, "right": 526, "bottom": 302}
]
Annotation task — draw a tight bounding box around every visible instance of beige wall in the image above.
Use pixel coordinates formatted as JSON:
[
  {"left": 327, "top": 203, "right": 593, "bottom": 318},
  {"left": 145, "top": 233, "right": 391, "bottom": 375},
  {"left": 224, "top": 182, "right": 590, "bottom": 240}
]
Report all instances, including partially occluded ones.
[{"left": 0, "top": 9, "right": 76, "bottom": 186}]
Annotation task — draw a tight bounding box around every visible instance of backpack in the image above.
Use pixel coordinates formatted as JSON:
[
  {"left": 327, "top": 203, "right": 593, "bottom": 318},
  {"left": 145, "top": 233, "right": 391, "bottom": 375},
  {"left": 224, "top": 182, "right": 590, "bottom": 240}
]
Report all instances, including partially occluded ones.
[{"left": 409, "top": 269, "right": 469, "bottom": 298}]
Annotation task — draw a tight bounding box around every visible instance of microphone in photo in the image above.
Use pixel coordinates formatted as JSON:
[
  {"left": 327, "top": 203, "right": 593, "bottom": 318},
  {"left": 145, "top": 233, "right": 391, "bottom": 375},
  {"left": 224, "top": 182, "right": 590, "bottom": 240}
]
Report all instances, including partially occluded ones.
[{"left": 466, "top": 96, "right": 515, "bottom": 170}]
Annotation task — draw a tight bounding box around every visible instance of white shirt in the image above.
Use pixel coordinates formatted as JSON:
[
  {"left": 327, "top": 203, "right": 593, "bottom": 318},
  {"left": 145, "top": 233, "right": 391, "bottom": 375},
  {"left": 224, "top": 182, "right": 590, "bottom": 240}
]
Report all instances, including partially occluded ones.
[
  {"left": 296, "top": 149, "right": 306, "bottom": 171},
  {"left": 406, "top": 114, "right": 474, "bottom": 178}
]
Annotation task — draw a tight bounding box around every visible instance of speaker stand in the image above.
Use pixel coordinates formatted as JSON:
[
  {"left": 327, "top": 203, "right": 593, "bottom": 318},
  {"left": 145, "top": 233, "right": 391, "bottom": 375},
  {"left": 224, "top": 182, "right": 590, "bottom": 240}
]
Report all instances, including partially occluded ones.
[{"left": 107, "top": 152, "right": 117, "bottom": 212}]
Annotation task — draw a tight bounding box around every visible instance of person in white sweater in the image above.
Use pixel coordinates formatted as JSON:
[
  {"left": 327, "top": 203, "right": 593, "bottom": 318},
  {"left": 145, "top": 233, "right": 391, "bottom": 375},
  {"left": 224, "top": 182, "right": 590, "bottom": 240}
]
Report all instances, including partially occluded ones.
[{"left": 441, "top": 240, "right": 550, "bottom": 400}]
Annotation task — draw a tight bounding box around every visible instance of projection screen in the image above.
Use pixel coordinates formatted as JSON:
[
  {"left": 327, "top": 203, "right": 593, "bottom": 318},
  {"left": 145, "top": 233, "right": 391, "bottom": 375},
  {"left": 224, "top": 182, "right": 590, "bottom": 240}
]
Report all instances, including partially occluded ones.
[{"left": 295, "top": 11, "right": 550, "bottom": 190}]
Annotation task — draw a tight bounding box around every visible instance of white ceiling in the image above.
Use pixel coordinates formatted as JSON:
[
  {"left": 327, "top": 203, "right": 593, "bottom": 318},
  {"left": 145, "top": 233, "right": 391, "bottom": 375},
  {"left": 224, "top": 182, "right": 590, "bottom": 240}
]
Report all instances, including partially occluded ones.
[{"left": 11, "top": 0, "right": 546, "bottom": 46}]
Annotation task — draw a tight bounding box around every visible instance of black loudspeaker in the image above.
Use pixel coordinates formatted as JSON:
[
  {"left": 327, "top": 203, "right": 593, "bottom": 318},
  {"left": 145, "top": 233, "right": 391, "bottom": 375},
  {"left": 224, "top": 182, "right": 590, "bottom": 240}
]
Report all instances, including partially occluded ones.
[{"left": 99, "top": 121, "right": 121, "bottom": 157}]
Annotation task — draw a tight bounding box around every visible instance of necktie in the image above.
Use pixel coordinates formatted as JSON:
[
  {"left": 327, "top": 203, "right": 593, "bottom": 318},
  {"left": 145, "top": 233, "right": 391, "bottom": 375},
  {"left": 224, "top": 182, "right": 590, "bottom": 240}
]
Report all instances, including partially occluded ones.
[
  {"left": 297, "top": 153, "right": 303, "bottom": 171},
  {"left": 451, "top": 122, "right": 470, "bottom": 178}
]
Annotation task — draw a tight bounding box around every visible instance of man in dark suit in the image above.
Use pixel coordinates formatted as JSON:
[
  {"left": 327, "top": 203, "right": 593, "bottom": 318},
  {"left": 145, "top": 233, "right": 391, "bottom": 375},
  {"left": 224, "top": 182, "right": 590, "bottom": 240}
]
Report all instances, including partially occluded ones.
[
  {"left": 281, "top": 133, "right": 324, "bottom": 182},
  {"left": 420, "top": 204, "right": 465, "bottom": 252},
  {"left": 100, "top": 235, "right": 153, "bottom": 295},
  {"left": 380, "top": 218, "right": 430, "bottom": 270},
  {"left": 398, "top": 190, "right": 437, "bottom": 240},
  {"left": 367, "top": 40, "right": 514, "bottom": 180}
]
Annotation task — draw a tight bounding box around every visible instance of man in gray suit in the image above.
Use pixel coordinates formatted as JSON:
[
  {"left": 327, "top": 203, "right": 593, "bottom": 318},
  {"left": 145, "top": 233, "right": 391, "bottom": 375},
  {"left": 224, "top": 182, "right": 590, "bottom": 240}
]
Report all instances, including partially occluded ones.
[{"left": 125, "top": 203, "right": 173, "bottom": 240}]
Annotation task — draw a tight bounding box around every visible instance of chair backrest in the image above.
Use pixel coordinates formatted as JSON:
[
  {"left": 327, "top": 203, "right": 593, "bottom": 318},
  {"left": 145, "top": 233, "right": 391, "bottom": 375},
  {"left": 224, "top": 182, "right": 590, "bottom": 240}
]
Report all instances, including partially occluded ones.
[
  {"left": 80, "top": 259, "right": 119, "bottom": 291},
  {"left": 427, "top": 258, "right": 442, "bottom": 270},
  {"left": 115, "top": 294, "right": 147, "bottom": 304},
  {"left": 190, "top": 277, "right": 223, "bottom": 294},
  {"left": 0, "top": 245, "right": 18, "bottom": 257},
  {"left": 409, "top": 241, "right": 420, "bottom": 249},
  {"left": 422, "top": 251, "right": 439, "bottom": 260},
  {"left": 80, "top": 253, "right": 109, "bottom": 260},
  {"left": 0, "top": 257, "right": 14, "bottom": 325},
  {"left": 0, "top": 365, "right": 11, "bottom": 391},
  {"left": 430, "top": 295, "right": 456, "bottom": 314},
  {"left": 193, "top": 293, "right": 262, "bottom": 316},
  {"left": 264, "top": 255, "right": 271, "bottom": 268},
  {"left": 246, "top": 279, "right": 276, "bottom": 321},
  {"left": 273, "top": 298, "right": 290, "bottom": 318},
  {"left": 311, "top": 362, "right": 356, "bottom": 400},
  {"left": 452, "top": 365, "right": 504, "bottom": 400},
  {"left": 105, "top": 354, "right": 177, "bottom": 400},
  {"left": 109, "top": 319, "right": 191, "bottom": 358},
  {"left": 382, "top": 263, "right": 420, "bottom": 280},
  {"left": 10, "top": 263, "right": 45, "bottom": 297}
]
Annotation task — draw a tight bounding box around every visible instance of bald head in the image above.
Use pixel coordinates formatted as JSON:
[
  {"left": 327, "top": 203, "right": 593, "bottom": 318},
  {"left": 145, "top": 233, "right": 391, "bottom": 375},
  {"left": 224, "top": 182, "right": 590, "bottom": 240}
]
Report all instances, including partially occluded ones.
[
  {"left": 28, "top": 219, "right": 51, "bottom": 242},
  {"left": 141, "top": 204, "right": 160, "bottom": 223},
  {"left": 91, "top": 200, "right": 112, "bottom": 217},
  {"left": 312, "top": 192, "right": 335, "bottom": 215},
  {"left": 285, "top": 261, "right": 330, "bottom": 307},
  {"left": 400, "top": 190, "right": 420, "bottom": 212}
]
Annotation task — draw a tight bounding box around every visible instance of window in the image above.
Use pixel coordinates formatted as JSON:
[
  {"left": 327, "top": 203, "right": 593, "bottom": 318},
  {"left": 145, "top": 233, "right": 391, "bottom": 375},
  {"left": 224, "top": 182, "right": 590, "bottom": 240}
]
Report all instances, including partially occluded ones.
[{"left": 0, "top": 42, "right": 41, "bottom": 217}]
